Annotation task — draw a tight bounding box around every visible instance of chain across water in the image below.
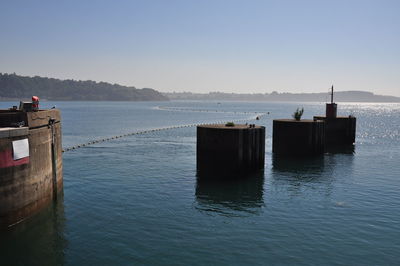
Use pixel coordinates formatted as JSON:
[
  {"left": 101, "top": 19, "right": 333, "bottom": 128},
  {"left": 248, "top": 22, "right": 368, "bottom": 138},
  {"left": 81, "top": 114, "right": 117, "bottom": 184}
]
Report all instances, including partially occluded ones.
[{"left": 62, "top": 107, "right": 267, "bottom": 153}]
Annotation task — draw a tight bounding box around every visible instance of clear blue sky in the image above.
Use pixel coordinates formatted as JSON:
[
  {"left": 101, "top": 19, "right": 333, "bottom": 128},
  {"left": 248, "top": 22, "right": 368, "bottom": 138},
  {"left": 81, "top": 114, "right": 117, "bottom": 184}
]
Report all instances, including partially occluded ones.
[{"left": 1, "top": 0, "right": 399, "bottom": 96}]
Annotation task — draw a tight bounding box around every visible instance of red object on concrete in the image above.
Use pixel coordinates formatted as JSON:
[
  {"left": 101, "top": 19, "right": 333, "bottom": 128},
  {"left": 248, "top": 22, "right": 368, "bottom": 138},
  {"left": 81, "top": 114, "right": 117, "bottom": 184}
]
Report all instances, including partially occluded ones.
[
  {"left": 0, "top": 149, "right": 29, "bottom": 168},
  {"left": 32, "top": 96, "right": 39, "bottom": 111},
  {"left": 326, "top": 103, "right": 337, "bottom": 118}
]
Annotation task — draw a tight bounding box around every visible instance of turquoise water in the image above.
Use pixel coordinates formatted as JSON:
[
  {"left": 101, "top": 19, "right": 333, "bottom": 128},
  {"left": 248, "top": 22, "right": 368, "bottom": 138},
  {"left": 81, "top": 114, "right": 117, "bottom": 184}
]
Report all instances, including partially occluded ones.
[{"left": 1, "top": 101, "right": 399, "bottom": 265}]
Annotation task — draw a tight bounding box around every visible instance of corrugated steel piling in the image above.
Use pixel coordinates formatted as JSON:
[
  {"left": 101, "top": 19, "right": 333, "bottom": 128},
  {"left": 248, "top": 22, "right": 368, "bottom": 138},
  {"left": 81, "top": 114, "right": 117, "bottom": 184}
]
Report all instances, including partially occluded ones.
[
  {"left": 272, "top": 119, "right": 325, "bottom": 156},
  {"left": 314, "top": 86, "right": 357, "bottom": 146},
  {"left": 313, "top": 115, "right": 356, "bottom": 145},
  {"left": 197, "top": 124, "right": 265, "bottom": 179}
]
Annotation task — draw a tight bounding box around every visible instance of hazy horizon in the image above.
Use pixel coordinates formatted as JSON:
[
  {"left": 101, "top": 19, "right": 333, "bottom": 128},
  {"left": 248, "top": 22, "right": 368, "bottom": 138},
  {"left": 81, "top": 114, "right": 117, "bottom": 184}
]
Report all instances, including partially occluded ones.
[{"left": 1, "top": 0, "right": 399, "bottom": 96}]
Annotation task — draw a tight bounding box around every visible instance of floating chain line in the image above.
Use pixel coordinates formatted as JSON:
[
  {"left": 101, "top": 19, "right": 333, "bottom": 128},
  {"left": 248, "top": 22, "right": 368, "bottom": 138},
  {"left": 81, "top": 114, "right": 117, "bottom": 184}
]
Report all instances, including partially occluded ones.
[
  {"left": 155, "top": 106, "right": 261, "bottom": 115},
  {"left": 62, "top": 107, "right": 267, "bottom": 153}
]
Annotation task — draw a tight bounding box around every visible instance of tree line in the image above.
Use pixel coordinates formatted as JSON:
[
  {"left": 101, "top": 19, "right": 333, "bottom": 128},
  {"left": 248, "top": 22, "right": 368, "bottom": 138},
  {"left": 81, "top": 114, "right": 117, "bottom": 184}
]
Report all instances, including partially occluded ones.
[{"left": 0, "top": 73, "right": 168, "bottom": 101}]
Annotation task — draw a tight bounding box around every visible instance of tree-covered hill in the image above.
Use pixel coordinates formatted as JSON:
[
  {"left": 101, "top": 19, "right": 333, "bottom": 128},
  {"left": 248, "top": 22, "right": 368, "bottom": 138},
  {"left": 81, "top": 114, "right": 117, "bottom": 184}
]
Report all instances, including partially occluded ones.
[{"left": 0, "top": 73, "right": 168, "bottom": 101}]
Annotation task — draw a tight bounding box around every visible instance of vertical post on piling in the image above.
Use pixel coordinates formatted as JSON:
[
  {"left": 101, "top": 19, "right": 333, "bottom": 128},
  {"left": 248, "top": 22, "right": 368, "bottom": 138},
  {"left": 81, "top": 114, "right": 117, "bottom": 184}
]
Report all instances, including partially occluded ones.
[{"left": 50, "top": 118, "right": 58, "bottom": 201}]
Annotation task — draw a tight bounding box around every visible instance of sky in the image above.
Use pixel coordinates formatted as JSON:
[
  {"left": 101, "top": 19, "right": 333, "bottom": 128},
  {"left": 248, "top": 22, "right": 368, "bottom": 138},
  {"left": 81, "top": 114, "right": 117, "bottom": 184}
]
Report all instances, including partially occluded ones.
[{"left": 1, "top": 0, "right": 399, "bottom": 96}]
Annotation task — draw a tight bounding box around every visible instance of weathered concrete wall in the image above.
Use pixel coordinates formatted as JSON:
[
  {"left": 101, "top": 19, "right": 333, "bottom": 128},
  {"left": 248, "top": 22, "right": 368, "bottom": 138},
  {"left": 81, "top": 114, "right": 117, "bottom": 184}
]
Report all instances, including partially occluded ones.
[
  {"left": 197, "top": 124, "right": 265, "bottom": 178},
  {"left": 0, "top": 110, "right": 63, "bottom": 228},
  {"left": 272, "top": 119, "right": 325, "bottom": 156},
  {"left": 313, "top": 116, "right": 356, "bottom": 145},
  {"left": 0, "top": 109, "right": 61, "bottom": 128}
]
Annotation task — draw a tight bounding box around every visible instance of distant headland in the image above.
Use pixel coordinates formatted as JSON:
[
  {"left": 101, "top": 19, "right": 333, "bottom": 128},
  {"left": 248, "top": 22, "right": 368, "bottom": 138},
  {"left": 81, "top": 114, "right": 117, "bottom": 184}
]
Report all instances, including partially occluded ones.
[
  {"left": 164, "top": 91, "right": 400, "bottom": 103},
  {"left": 0, "top": 73, "right": 168, "bottom": 101}
]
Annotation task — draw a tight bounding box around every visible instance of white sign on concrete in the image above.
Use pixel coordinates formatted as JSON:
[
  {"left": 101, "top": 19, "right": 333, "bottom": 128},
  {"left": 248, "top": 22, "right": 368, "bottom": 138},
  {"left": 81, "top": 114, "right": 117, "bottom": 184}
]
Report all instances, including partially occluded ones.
[{"left": 12, "top": 138, "right": 29, "bottom": 160}]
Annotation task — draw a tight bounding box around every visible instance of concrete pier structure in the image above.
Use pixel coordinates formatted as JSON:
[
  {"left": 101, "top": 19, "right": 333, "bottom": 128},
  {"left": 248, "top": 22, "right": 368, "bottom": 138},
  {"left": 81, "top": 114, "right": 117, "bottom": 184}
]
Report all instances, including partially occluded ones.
[
  {"left": 197, "top": 124, "right": 265, "bottom": 178},
  {"left": 272, "top": 119, "right": 325, "bottom": 156},
  {"left": 0, "top": 109, "right": 63, "bottom": 228}
]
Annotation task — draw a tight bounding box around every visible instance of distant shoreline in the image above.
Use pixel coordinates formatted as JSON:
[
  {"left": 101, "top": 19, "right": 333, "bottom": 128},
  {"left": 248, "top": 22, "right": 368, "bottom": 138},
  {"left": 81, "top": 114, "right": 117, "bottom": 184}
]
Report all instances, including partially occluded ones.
[
  {"left": 2, "top": 73, "right": 399, "bottom": 103},
  {"left": 2, "top": 98, "right": 400, "bottom": 104},
  {"left": 163, "top": 99, "right": 400, "bottom": 103},
  {"left": 0, "top": 73, "right": 169, "bottom": 102},
  {"left": 163, "top": 91, "right": 400, "bottom": 103},
  {"left": 0, "top": 98, "right": 169, "bottom": 102}
]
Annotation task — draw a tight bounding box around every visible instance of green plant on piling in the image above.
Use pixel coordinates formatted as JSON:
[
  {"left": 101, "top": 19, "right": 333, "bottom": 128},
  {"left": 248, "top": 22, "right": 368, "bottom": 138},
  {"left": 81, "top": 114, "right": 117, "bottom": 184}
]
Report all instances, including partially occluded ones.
[
  {"left": 292, "top": 107, "right": 304, "bottom": 121},
  {"left": 225, "top": 122, "right": 235, "bottom": 127}
]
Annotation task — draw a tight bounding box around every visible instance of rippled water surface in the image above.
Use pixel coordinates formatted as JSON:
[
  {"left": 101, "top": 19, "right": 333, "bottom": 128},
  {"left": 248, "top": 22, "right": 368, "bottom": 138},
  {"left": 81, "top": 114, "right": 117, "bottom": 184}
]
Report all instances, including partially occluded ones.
[{"left": 1, "top": 101, "right": 399, "bottom": 265}]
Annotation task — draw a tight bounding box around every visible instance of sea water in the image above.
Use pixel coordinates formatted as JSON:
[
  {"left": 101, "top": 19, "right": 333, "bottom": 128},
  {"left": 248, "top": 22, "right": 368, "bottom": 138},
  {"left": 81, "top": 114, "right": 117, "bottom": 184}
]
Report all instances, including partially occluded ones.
[{"left": 0, "top": 101, "right": 399, "bottom": 265}]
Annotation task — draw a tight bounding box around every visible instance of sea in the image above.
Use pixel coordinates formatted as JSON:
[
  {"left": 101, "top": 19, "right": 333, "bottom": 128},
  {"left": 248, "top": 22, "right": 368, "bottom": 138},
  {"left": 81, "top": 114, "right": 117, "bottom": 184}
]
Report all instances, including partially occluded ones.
[{"left": 0, "top": 101, "right": 399, "bottom": 266}]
